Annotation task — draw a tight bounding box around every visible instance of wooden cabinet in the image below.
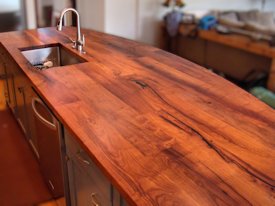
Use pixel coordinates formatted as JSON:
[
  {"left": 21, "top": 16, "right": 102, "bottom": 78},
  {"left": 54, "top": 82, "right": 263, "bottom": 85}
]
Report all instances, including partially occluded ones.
[
  {"left": 13, "top": 63, "right": 29, "bottom": 135},
  {"left": 65, "top": 129, "right": 128, "bottom": 206},
  {"left": 67, "top": 158, "right": 112, "bottom": 206},
  {"left": 1, "top": 48, "right": 65, "bottom": 200},
  {"left": 3, "top": 54, "right": 17, "bottom": 115},
  {"left": 0, "top": 46, "right": 9, "bottom": 107},
  {"left": 1, "top": 49, "right": 40, "bottom": 157},
  {"left": 65, "top": 129, "right": 112, "bottom": 206},
  {"left": 1, "top": 47, "right": 129, "bottom": 206},
  {"left": 1, "top": 52, "right": 30, "bottom": 136}
]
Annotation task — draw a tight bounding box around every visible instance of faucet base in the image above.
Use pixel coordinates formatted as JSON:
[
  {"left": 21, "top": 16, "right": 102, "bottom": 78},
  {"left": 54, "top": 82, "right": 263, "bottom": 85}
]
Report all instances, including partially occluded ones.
[{"left": 72, "top": 44, "right": 86, "bottom": 54}]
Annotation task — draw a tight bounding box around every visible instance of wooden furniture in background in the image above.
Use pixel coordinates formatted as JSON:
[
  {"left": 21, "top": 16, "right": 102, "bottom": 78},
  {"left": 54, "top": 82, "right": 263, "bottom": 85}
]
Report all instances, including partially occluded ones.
[
  {"left": 268, "top": 60, "right": 275, "bottom": 91},
  {"left": 177, "top": 24, "right": 275, "bottom": 92}
]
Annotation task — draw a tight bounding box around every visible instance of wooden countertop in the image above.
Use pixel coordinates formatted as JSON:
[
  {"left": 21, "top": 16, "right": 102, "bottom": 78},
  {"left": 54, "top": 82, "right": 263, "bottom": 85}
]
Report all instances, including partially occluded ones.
[{"left": 1, "top": 27, "right": 275, "bottom": 205}]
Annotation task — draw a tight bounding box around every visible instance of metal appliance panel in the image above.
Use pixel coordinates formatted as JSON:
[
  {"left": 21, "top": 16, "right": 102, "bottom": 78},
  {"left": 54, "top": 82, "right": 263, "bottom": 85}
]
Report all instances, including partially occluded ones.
[{"left": 32, "top": 95, "right": 64, "bottom": 198}]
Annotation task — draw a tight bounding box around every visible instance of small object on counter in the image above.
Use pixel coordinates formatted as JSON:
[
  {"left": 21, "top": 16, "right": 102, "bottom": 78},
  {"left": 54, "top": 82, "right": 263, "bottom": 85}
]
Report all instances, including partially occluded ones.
[
  {"left": 216, "top": 25, "right": 230, "bottom": 34},
  {"left": 218, "top": 12, "right": 245, "bottom": 28},
  {"left": 250, "top": 87, "right": 275, "bottom": 108},
  {"left": 33, "top": 60, "right": 54, "bottom": 70},
  {"left": 217, "top": 10, "right": 275, "bottom": 37},
  {"left": 178, "top": 24, "right": 198, "bottom": 38},
  {"left": 43, "top": 60, "right": 53, "bottom": 68},
  {"left": 199, "top": 15, "right": 217, "bottom": 30},
  {"left": 182, "top": 13, "right": 196, "bottom": 24},
  {"left": 216, "top": 24, "right": 274, "bottom": 43}
]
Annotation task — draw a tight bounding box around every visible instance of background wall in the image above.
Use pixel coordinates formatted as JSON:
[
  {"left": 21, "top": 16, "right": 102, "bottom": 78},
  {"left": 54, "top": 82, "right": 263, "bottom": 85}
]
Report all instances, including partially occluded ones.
[
  {"left": 0, "top": 1, "right": 21, "bottom": 12},
  {"left": 77, "top": 0, "right": 105, "bottom": 32},
  {"left": 36, "top": 0, "right": 53, "bottom": 27},
  {"left": 25, "top": 0, "right": 36, "bottom": 29},
  {"left": 183, "top": 0, "right": 259, "bottom": 11},
  {"left": 52, "top": 0, "right": 72, "bottom": 12},
  {"left": 77, "top": 0, "right": 275, "bottom": 47},
  {"left": 105, "top": 0, "right": 138, "bottom": 39},
  {"left": 137, "top": 0, "right": 162, "bottom": 46}
]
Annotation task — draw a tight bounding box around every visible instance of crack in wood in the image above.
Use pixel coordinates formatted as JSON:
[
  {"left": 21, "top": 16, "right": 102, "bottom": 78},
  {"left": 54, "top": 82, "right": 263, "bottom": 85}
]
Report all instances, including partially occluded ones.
[
  {"left": 160, "top": 112, "right": 231, "bottom": 163},
  {"left": 131, "top": 78, "right": 275, "bottom": 189},
  {"left": 136, "top": 58, "right": 275, "bottom": 128},
  {"left": 132, "top": 79, "right": 232, "bottom": 163},
  {"left": 162, "top": 148, "right": 244, "bottom": 205},
  {"left": 161, "top": 112, "right": 275, "bottom": 189},
  {"left": 202, "top": 163, "right": 253, "bottom": 205},
  {"left": 132, "top": 79, "right": 148, "bottom": 89}
]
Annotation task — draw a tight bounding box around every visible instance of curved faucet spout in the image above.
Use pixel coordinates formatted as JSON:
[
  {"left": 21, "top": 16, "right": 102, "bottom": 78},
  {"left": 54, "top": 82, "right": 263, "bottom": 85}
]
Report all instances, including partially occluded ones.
[{"left": 57, "top": 8, "right": 84, "bottom": 53}]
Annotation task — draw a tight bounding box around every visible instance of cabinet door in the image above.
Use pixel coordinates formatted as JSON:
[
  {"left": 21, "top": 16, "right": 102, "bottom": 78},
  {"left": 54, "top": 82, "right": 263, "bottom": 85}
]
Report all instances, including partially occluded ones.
[
  {"left": 112, "top": 187, "right": 121, "bottom": 206},
  {"left": 25, "top": 86, "right": 40, "bottom": 158},
  {"left": 0, "top": 48, "right": 9, "bottom": 107},
  {"left": 32, "top": 98, "right": 64, "bottom": 197},
  {"left": 112, "top": 187, "right": 129, "bottom": 206},
  {"left": 4, "top": 58, "right": 17, "bottom": 114},
  {"left": 13, "top": 62, "right": 29, "bottom": 135}
]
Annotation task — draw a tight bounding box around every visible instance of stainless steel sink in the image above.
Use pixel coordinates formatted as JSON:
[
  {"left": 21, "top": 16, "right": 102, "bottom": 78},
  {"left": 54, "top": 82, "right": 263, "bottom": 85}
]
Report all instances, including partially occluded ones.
[{"left": 21, "top": 44, "right": 87, "bottom": 70}]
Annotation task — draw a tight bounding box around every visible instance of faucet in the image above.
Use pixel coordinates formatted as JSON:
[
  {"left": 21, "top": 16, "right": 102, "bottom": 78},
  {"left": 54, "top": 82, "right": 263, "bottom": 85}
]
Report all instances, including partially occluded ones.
[{"left": 57, "top": 8, "right": 85, "bottom": 53}]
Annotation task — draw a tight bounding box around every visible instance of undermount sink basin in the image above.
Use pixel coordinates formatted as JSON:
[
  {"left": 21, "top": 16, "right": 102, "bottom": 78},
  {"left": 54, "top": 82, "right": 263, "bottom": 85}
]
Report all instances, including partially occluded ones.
[{"left": 20, "top": 44, "right": 87, "bottom": 70}]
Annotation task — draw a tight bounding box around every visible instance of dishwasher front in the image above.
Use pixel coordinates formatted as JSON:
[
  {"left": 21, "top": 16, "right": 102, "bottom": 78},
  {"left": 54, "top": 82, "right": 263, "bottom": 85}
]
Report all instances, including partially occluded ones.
[{"left": 31, "top": 92, "right": 64, "bottom": 198}]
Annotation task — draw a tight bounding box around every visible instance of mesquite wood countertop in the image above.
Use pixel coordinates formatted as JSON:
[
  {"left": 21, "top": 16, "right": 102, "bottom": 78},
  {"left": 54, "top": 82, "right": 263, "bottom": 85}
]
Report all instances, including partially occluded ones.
[{"left": 0, "top": 27, "right": 275, "bottom": 205}]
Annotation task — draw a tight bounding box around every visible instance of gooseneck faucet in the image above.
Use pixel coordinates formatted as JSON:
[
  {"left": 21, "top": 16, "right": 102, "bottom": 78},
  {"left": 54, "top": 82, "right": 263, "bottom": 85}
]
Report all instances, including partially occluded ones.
[{"left": 57, "top": 8, "right": 85, "bottom": 53}]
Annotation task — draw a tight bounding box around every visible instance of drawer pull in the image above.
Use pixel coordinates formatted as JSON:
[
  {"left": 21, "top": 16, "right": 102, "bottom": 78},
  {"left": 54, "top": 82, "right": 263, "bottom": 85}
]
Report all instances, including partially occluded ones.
[
  {"left": 32, "top": 97, "right": 57, "bottom": 130},
  {"left": 48, "top": 180, "right": 55, "bottom": 191},
  {"left": 91, "top": 193, "right": 100, "bottom": 206},
  {"left": 76, "top": 151, "right": 90, "bottom": 165}
]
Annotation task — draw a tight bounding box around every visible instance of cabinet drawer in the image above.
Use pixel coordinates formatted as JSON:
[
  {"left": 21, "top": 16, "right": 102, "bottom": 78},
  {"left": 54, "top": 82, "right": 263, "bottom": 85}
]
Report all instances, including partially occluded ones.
[
  {"left": 69, "top": 156, "right": 112, "bottom": 206},
  {"left": 65, "top": 130, "right": 112, "bottom": 203}
]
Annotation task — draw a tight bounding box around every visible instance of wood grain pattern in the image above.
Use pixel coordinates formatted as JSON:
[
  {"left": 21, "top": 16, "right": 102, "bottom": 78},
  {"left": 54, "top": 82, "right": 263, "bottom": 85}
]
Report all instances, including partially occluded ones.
[{"left": 0, "top": 27, "right": 274, "bottom": 206}]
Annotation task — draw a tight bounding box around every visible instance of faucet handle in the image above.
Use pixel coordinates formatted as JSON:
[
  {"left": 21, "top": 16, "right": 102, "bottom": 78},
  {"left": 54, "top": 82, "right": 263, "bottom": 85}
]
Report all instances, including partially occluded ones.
[
  {"left": 82, "top": 34, "right": 85, "bottom": 46},
  {"left": 56, "top": 20, "right": 61, "bottom": 31},
  {"left": 68, "top": 37, "right": 77, "bottom": 49},
  {"left": 68, "top": 37, "right": 76, "bottom": 44}
]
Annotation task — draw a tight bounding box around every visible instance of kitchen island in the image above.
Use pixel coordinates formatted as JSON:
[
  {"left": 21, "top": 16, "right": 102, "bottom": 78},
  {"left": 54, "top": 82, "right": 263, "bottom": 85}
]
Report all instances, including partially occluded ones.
[{"left": 0, "top": 27, "right": 274, "bottom": 205}]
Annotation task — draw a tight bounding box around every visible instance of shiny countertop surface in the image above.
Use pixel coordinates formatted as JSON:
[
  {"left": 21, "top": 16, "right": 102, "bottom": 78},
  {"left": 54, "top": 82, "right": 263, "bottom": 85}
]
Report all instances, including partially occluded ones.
[{"left": 0, "top": 27, "right": 274, "bottom": 205}]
